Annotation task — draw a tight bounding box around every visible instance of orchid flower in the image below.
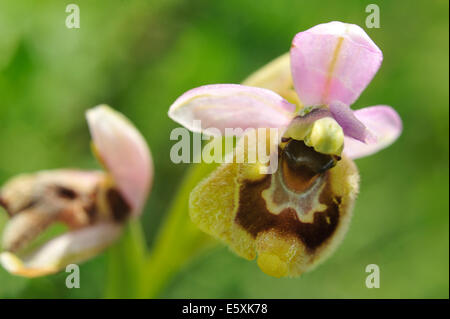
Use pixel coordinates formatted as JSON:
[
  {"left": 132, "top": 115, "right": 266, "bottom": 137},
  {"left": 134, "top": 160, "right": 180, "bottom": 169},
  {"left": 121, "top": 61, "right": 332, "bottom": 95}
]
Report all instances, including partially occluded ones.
[
  {"left": 168, "top": 21, "right": 402, "bottom": 278},
  {"left": 0, "top": 105, "right": 152, "bottom": 277}
]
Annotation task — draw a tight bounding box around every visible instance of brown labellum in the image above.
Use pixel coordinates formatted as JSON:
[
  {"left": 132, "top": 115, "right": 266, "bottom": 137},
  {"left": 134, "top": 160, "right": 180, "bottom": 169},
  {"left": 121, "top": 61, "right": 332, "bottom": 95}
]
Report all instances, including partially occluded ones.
[{"left": 189, "top": 130, "right": 359, "bottom": 277}]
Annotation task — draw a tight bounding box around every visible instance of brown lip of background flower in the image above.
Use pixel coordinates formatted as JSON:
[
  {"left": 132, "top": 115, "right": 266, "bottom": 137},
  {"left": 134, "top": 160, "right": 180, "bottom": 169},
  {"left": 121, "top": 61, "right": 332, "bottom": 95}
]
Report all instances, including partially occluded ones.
[
  {"left": 167, "top": 21, "right": 402, "bottom": 277},
  {"left": 0, "top": 105, "right": 153, "bottom": 278}
]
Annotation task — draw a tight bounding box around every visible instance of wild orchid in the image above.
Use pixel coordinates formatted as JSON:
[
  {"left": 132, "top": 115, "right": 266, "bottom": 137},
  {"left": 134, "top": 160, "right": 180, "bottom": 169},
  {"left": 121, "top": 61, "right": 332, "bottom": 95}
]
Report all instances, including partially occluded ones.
[
  {"left": 168, "top": 21, "right": 402, "bottom": 278},
  {"left": 0, "top": 105, "right": 152, "bottom": 277}
]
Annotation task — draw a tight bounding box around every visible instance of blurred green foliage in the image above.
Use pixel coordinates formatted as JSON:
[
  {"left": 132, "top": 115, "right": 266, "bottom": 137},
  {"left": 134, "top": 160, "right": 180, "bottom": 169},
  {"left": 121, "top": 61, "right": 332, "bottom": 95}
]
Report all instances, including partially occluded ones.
[{"left": 0, "top": 0, "right": 448, "bottom": 298}]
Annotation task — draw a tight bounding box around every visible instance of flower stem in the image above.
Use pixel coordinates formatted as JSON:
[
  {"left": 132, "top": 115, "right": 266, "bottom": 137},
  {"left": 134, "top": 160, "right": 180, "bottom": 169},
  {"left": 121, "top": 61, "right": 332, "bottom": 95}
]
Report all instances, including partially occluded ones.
[
  {"left": 104, "top": 220, "right": 147, "bottom": 298},
  {"left": 138, "top": 162, "right": 218, "bottom": 298}
]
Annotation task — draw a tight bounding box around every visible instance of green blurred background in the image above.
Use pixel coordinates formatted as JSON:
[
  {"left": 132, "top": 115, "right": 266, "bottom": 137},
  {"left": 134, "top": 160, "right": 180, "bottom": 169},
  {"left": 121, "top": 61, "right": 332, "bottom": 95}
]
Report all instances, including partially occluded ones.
[{"left": 0, "top": 0, "right": 448, "bottom": 298}]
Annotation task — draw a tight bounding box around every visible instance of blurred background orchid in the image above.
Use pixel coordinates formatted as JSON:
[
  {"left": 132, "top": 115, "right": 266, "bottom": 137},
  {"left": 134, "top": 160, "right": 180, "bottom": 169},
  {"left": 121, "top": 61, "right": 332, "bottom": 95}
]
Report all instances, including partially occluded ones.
[
  {"left": 0, "top": 0, "right": 448, "bottom": 299},
  {"left": 0, "top": 105, "right": 152, "bottom": 277}
]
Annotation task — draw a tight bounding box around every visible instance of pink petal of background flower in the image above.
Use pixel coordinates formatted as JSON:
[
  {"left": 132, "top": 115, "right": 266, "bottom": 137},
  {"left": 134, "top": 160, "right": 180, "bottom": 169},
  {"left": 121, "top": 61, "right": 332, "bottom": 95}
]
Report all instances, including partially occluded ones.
[{"left": 87, "top": 105, "right": 153, "bottom": 214}]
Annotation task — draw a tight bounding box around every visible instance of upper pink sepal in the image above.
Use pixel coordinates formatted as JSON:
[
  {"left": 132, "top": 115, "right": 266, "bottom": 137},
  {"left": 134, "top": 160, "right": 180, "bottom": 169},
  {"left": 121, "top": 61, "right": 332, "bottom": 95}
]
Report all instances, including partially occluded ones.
[
  {"left": 290, "top": 21, "right": 383, "bottom": 107},
  {"left": 168, "top": 84, "right": 296, "bottom": 135},
  {"left": 86, "top": 105, "right": 153, "bottom": 215},
  {"left": 343, "top": 106, "right": 402, "bottom": 159}
]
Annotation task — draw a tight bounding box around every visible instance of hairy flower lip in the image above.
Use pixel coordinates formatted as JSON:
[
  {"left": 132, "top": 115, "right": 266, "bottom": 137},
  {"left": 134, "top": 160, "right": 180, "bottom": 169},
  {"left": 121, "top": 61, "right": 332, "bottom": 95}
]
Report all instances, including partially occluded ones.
[{"left": 0, "top": 196, "right": 10, "bottom": 216}]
